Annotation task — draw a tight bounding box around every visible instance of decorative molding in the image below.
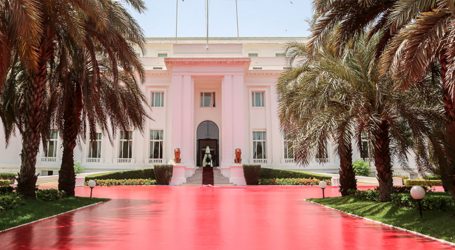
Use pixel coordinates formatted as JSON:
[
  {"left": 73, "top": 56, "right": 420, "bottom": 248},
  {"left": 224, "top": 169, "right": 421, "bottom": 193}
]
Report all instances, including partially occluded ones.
[{"left": 165, "top": 58, "right": 251, "bottom": 68}]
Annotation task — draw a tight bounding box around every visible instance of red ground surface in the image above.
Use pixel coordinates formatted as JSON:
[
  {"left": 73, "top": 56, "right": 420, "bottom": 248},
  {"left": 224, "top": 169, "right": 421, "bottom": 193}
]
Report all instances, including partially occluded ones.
[{"left": 0, "top": 186, "right": 453, "bottom": 250}]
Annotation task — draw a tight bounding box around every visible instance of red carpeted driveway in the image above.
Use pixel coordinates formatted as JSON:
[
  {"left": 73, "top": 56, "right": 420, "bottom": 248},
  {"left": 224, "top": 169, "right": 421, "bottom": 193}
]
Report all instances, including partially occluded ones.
[{"left": 0, "top": 186, "right": 452, "bottom": 250}]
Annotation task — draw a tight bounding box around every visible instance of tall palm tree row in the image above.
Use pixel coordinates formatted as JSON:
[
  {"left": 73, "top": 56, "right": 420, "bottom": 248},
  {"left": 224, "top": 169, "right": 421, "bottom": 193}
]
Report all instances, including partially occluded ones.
[
  {"left": 310, "top": 0, "right": 455, "bottom": 200},
  {"left": 279, "top": 34, "right": 444, "bottom": 201},
  {"left": 0, "top": 0, "right": 147, "bottom": 198}
]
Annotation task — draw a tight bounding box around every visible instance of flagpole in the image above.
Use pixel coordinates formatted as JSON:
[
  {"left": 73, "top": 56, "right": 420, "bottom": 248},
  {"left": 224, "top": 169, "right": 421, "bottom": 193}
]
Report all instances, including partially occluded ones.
[
  {"left": 235, "top": 0, "right": 240, "bottom": 38},
  {"left": 206, "top": 0, "right": 209, "bottom": 49},
  {"left": 175, "top": 0, "right": 179, "bottom": 42}
]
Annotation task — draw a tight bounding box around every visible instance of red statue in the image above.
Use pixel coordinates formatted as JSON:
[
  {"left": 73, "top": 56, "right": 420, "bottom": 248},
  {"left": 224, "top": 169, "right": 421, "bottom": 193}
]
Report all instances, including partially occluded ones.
[
  {"left": 174, "top": 148, "right": 181, "bottom": 164},
  {"left": 234, "top": 148, "right": 242, "bottom": 164}
]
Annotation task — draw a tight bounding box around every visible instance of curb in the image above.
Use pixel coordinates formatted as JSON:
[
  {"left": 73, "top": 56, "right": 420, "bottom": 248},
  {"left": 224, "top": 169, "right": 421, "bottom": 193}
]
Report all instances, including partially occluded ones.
[
  {"left": 0, "top": 200, "right": 107, "bottom": 234},
  {"left": 305, "top": 199, "right": 455, "bottom": 248}
]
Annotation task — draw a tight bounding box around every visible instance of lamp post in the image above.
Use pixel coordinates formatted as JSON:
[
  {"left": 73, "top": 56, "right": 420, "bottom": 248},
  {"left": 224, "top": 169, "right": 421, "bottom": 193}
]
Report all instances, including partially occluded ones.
[
  {"left": 319, "top": 181, "right": 327, "bottom": 199},
  {"left": 88, "top": 180, "right": 97, "bottom": 199},
  {"left": 410, "top": 186, "right": 426, "bottom": 218}
]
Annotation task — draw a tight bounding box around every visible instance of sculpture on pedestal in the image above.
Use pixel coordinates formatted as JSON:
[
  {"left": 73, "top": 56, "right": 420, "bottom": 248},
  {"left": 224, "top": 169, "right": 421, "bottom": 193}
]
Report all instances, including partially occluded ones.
[
  {"left": 202, "top": 146, "right": 213, "bottom": 167},
  {"left": 234, "top": 148, "right": 242, "bottom": 164},
  {"left": 174, "top": 148, "right": 181, "bottom": 164}
]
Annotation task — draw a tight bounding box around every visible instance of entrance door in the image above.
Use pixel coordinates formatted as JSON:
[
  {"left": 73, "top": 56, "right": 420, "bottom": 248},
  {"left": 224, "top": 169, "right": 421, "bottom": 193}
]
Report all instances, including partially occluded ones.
[{"left": 196, "top": 121, "right": 219, "bottom": 167}]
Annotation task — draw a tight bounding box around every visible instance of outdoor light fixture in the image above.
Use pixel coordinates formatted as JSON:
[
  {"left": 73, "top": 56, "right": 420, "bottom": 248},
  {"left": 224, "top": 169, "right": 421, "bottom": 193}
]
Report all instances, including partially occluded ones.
[
  {"left": 88, "top": 180, "right": 97, "bottom": 199},
  {"left": 410, "top": 186, "right": 426, "bottom": 218},
  {"left": 319, "top": 181, "right": 327, "bottom": 199}
]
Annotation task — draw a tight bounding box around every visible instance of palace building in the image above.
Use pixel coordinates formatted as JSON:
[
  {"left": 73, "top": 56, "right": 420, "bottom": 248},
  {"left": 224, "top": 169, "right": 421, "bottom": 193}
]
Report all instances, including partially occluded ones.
[{"left": 0, "top": 37, "right": 400, "bottom": 175}]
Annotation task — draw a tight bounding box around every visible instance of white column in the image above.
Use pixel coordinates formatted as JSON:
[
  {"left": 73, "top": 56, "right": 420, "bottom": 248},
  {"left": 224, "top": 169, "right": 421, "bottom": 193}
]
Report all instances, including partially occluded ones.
[
  {"left": 221, "top": 74, "right": 247, "bottom": 167},
  {"left": 170, "top": 74, "right": 195, "bottom": 167}
]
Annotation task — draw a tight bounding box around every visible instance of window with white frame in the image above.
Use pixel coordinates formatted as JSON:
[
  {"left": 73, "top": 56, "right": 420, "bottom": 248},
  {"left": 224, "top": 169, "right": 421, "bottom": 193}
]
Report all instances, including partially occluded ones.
[
  {"left": 44, "top": 130, "right": 58, "bottom": 158},
  {"left": 200, "top": 92, "right": 215, "bottom": 107},
  {"left": 283, "top": 134, "right": 294, "bottom": 161},
  {"left": 88, "top": 133, "right": 102, "bottom": 159},
  {"left": 360, "top": 133, "right": 371, "bottom": 159},
  {"left": 119, "top": 131, "right": 133, "bottom": 159},
  {"left": 253, "top": 131, "right": 267, "bottom": 160},
  {"left": 150, "top": 130, "right": 164, "bottom": 160},
  {"left": 252, "top": 91, "right": 265, "bottom": 107},
  {"left": 151, "top": 92, "right": 164, "bottom": 107}
]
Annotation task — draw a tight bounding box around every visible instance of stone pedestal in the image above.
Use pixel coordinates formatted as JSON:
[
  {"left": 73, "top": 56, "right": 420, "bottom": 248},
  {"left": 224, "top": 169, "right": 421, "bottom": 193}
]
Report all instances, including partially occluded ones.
[
  {"left": 170, "top": 165, "right": 187, "bottom": 186},
  {"left": 229, "top": 164, "right": 246, "bottom": 185}
]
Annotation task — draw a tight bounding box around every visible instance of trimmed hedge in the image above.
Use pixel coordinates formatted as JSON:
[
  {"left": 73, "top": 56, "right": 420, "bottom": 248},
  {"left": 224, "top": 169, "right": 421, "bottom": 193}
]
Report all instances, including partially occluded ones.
[
  {"left": 154, "top": 165, "right": 173, "bottom": 185},
  {"left": 0, "top": 186, "right": 13, "bottom": 195},
  {"left": 353, "top": 160, "right": 370, "bottom": 176},
  {"left": 90, "top": 179, "right": 156, "bottom": 186},
  {"left": 243, "top": 165, "right": 261, "bottom": 185},
  {"left": 0, "top": 194, "right": 23, "bottom": 212},
  {"left": 0, "top": 173, "right": 16, "bottom": 180},
  {"left": 85, "top": 169, "right": 155, "bottom": 182},
  {"left": 260, "top": 168, "right": 332, "bottom": 181},
  {"left": 0, "top": 180, "right": 12, "bottom": 187},
  {"left": 404, "top": 179, "right": 442, "bottom": 187},
  {"left": 260, "top": 178, "right": 328, "bottom": 185}
]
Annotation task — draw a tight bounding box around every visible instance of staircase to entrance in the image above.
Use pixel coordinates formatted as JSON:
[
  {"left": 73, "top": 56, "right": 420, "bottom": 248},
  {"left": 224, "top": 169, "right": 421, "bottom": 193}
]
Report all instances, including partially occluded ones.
[{"left": 184, "top": 168, "right": 232, "bottom": 186}]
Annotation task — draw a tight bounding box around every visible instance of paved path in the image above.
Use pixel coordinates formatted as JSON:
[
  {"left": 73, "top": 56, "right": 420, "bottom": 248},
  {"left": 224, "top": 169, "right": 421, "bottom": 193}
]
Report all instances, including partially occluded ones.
[{"left": 0, "top": 186, "right": 453, "bottom": 250}]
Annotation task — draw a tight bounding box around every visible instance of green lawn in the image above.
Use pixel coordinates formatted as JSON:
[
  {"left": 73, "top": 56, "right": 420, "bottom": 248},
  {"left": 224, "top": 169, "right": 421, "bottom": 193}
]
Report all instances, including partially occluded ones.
[
  {"left": 0, "top": 197, "right": 107, "bottom": 231},
  {"left": 309, "top": 196, "right": 455, "bottom": 243}
]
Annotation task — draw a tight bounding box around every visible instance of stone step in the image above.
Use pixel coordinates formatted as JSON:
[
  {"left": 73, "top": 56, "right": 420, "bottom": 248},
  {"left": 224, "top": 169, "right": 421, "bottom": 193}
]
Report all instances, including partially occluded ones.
[{"left": 213, "top": 169, "right": 234, "bottom": 186}]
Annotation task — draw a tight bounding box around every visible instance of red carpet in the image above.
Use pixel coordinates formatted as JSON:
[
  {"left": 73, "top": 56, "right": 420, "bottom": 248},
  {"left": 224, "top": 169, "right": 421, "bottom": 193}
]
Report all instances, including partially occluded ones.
[{"left": 202, "top": 167, "right": 214, "bottom": 185}]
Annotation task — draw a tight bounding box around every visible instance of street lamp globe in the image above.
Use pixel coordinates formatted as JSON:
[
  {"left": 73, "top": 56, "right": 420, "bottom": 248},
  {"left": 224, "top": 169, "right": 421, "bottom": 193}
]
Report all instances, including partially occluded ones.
[
  {"left": 88, "top": 180, "right": 97, "bottom": 188},
  {"left": 319, "top": 181, "right": 327, "bottom": 189},
  {"left": 410, "top": 186, "right": 426, "bottom": 200}
]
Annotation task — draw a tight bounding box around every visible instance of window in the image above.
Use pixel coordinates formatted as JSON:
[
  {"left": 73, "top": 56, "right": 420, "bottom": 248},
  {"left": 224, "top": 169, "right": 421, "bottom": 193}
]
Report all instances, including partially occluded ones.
[
  {"left": 88, "top": 133, "right": 102, "bottom": 159},
  {"left": 200, "top": 92, "right": 215, "bottom": 107},
  {"left": 360, "top": 133, "right": 371, "bottom": 159},
  {"left": 157, "top": 53, "right": 168, "bottom": 58},
  {"left": 150, "top": 130, "right": 164, "bottom": 160},
  {"left": 315, "top": 140, "right": 329, "bottom": 162},
  {"left": 252, "top": 67, "right": 263, "bottom": 70},
  {"left": 44, "top": 130, "right": 58, "bottom": 158},
  {"left": 252, "top": 91, "right": 265, "bottom": 107},
  {"left": 253, "top": 131, "right": 267, "bottom": 160},
  {"left": 283, "top": 134, "right": 294, "bottom": 161},
  {"left": 275, "top": 52, "right": 286, "bottom": 57},
  {"left": 248, "top": 53, "right": 258, "bottom": 57},
  {"left": 153, "top": 67, "right": 163, "bottom": 70},
  {"left": 151, "top": 92, "right": 164, "bottom": 107},
  {"left": 119, "top": 131, "right": 133, "bottom": 159}
]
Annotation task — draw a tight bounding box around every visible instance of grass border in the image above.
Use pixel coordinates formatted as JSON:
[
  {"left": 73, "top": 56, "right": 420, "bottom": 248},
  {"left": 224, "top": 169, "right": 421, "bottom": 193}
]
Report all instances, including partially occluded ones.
[
  {"left": 0, "top": 199, "right": 108, "bottom": 234},
  {"left": 305, "top": 199, "right": 455, "bottom": 247}
]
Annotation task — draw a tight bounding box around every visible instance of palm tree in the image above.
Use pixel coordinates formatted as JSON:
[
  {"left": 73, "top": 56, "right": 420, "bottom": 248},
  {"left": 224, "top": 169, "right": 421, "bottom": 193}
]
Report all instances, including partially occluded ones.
[
  {"left": 0, "top": 0, "right": 146, "bottom": 198},
  {"left": 278, "top": 41, "right": 357, "bottom": 196},
  {"left": 280, "top": 34, "right": 444, "bottom": 201},
  {"left": 310, "top": 0, "right": 455, "bottom": 199}
]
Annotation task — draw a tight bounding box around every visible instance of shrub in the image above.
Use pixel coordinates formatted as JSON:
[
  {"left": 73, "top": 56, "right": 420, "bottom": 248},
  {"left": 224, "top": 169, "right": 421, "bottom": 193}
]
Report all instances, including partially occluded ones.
[
  {"left": 0, "top": 194, "right": 23, "bottom": 212},
  {"left": 391, "top": 193, "right": 454, "bottom": 210},
  {"left": 36, "top": 189, "right": 64, "bottom": 201},
  {"left": 0, "top": 186, "right": 14, "bottom": 195},
  {"left": 352, "top": 190, "right": 379, "bottom": 201},
  {"left": 0, "top": 173, "right": 16, "bottom": 181},
  {"left": 260, "top": 168, "right": 332, "bottom": 180},
  {"left": 352, "top": 160, "right": 370, "bottom": 176},
  {"left": 74, "top": 162, "right": 85, "bottom": 174},
  {"left": 154, "top": 165, "right": 173, "bottom": 185},
  {"left": 91, "top": 179, "right": 156, "bottom": 186},
  {"left": 260, "top": 178, "right": 326, "bottom": 185},
  {"left": 423, "top": 175, "right": 441, "bottom": 180},
  {"left": 404, "top": 179, "right": 442, "bottom": 187},
  {"left": 85, "top": 169, "right": 155, "bottom": 182},
  {"left": 243, "top": 165, "right": 261, "bottom": 185}
]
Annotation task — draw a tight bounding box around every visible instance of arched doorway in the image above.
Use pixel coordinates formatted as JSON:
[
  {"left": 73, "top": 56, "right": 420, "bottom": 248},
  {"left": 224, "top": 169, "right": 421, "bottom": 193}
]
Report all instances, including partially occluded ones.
[{"left": 196, "top": 121, "right": 219, "bottom": 167}]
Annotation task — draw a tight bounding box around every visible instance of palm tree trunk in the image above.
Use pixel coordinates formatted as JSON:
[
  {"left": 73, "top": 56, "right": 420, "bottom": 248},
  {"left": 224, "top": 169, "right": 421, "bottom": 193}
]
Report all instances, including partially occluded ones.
[
  {"left": 338, "top": 134, "right": 356, "bottom": 196},
  {"left": 16, "top": 43, "right": 51, "bottom": 198},
  {"left": 58, "top": 82, "right": 83, "bottom": 196},
  {"left": 440, "top": 54, "right": 455, "bottom": 201},
  {"left": 373, "top": 120, "right": 393, "bottom": 202}
]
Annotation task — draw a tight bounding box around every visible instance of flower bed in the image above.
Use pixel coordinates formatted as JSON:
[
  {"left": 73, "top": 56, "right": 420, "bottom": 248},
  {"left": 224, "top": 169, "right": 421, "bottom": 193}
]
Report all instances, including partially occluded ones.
[
  {"left": 260, "top": 168, "right": 332, "bottom": 181},
  {"left": 260, "top": 178, "right": 330, "bottom": 186},
  {"left": 404, "top": 179, "right": 442, "bottom": 187},
  {"left": 85, "top": 169, "right": 155, "bottom": 182},
  {"left": 88, "top": 179, "right": 156, "bottom": 186}
]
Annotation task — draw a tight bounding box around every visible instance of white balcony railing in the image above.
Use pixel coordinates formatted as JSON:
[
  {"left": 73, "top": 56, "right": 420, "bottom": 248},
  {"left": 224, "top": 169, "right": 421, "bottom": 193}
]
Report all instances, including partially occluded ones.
[
  {"left": 253, "top": 159, "right": 268, "bottom": 164},
  {"left": 41, "top": 157, "right": 57, "bottom": 162},
  {"left": 284, "top": 158, "right": 295, "bottom": 164},
  {"left": 148, "top": 159, "right": 164, "bottom": 164},
  {"left": 116, "top": 158, "right": 135, "bottom": 164},
  {"left": 86, "top": 158, "right": 102, "bottom": 163}
]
